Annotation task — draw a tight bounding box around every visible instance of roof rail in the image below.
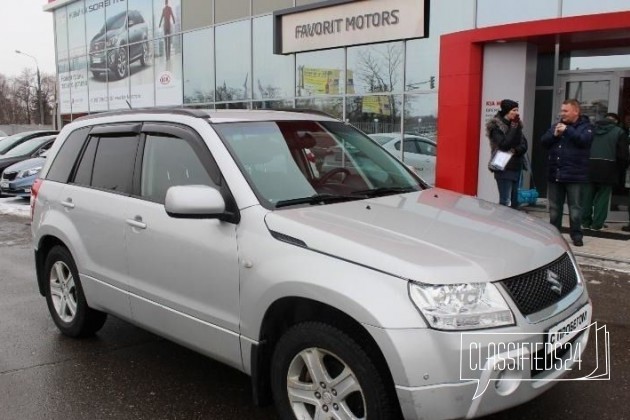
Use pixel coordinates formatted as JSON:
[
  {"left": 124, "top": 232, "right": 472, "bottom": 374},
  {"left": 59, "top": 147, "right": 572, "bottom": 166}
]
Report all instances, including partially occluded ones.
[
  {"left": 274, "top": 108, "right": 339, "bottom": 119},
  {"left": 73, "top": 107, "right": 210, "bottom": 122}
]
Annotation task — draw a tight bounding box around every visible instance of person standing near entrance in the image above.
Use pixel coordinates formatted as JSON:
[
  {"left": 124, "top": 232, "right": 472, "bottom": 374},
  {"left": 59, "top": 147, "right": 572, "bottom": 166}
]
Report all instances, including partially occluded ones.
[
  {"left": 541, "top": 99, "right": 594, "bottom": 247},
  {"left": 486, "top": 99, "right": 528, "bottom": 208},
  {"left": 582, "top": 112, "right": 629, "bottom": 231}
]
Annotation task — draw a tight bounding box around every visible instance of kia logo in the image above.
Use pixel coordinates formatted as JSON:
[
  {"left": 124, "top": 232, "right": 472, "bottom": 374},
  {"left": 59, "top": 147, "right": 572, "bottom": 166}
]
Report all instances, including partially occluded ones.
[
  {"left": 159, "top": 72, "right": 172, "bottom": 85},
  {"left": 546, "top": 270, "right": 562, "bottom": 295}
]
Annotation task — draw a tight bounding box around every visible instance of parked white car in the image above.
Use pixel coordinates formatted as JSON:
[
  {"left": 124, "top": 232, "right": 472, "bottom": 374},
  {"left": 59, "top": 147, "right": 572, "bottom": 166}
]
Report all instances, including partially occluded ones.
[{"left": 369, "top": 133, "right": 437, "bottom": 184}]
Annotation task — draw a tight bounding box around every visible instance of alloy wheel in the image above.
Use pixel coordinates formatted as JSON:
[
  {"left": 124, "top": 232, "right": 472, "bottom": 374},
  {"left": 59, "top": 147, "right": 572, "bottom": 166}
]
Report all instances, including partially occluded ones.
[
  {"left": 49, "top": 261, "right": 78, "bottom": 323},
  {"left": 287, "top": 347, "right": 366, "bottom": 419}
]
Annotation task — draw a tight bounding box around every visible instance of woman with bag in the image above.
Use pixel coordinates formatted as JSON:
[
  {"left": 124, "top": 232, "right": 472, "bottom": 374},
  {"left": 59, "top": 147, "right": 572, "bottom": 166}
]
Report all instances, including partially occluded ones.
[{"left": 486, "top": 99, "right": 528, "bottom": 208}]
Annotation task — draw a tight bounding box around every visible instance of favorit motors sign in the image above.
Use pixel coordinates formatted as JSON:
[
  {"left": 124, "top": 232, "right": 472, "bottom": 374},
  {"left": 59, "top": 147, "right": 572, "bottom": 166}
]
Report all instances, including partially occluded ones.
[{"left": 274, "top": 0, "right": 429, "bottom": 54}]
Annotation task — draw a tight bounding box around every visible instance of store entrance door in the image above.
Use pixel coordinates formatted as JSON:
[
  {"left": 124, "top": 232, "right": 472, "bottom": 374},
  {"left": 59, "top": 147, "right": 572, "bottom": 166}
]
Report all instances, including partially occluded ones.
[{"left": 555, "top": 71, "right": 630, "bottom": 220}]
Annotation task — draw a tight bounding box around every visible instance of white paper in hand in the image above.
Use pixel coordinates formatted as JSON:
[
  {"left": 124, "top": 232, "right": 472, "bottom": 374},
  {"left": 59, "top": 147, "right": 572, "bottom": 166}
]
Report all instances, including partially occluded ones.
[{"left": 490, "top": 150, "right": 513, "bottom": 171}]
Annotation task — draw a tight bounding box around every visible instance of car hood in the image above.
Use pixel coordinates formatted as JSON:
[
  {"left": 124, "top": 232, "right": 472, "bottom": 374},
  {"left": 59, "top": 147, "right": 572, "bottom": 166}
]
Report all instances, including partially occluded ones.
[
  {"left": 0, "top": 155, "right": 29, "bottom": 171},
  {"left": 4, "top": 156, "right": 45, "bottom": 173},
  {"left": 91, "top": 30, "right": 120, "bottom": 45},
  {"left": 264, "top": 189, "right": 567, "bottom": 284}
]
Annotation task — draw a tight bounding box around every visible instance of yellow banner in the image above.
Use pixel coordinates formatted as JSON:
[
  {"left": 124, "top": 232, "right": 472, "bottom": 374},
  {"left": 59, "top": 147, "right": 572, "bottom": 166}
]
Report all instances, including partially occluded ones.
[
  {"left": 301, "top": 68, "right": 354, "bottom": 95},
  {"left": 362, "top": 96, "right": 391, "bottom": 115}
]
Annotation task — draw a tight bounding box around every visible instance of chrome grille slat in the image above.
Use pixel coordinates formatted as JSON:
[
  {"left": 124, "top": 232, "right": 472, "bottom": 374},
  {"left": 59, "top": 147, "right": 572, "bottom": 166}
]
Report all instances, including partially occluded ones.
[{"left": 2, "top": 171, "right": 18, "bottom": 181}]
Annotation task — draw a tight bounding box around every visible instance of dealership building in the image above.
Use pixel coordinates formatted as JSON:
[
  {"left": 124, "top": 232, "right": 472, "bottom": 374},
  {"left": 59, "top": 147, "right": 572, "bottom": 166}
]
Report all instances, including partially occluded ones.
[{"left": 44, "top": 0, "right": 630, "bottom": 202}]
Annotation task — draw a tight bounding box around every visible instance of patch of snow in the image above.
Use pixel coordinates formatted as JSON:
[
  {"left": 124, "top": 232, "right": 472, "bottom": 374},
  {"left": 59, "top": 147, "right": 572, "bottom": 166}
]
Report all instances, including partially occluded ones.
[{"left": 0, "top": 196, "right": 30, "bottom": 218}]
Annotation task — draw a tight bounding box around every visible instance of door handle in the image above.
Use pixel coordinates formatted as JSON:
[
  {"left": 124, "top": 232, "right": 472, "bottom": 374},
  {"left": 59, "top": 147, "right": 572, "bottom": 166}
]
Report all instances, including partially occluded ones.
[
  {"left": 126, "top": 216, "right": 147, "bottom": 230},
  {"left": 61, "top": 198, "right": 75, "bottom": 209}
]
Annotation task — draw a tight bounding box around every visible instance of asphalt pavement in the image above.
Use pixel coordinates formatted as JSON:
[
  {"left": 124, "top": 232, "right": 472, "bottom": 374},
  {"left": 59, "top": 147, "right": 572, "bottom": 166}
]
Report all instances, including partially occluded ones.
[{"left": 1, "top": 196, "right": 629, "bottom": 419}]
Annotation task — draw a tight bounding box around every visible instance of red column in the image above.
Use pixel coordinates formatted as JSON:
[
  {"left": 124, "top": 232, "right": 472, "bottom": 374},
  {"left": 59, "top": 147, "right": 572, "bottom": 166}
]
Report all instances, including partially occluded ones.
[{"left": 436, "top": 33, "right": 483, "bottom": 195}]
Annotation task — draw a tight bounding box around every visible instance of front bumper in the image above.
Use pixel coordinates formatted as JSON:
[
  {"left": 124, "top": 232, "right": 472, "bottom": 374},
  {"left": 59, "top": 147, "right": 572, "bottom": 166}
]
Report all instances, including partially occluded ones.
[
  {"left": 366, "top": 285, "right": 591, "bottom": 419},
  {"left": 0, "top": 178, "right": 33, "bottom": 197},
  {"left": 89, "top": 50, "right": 116, "bottom": 72}
]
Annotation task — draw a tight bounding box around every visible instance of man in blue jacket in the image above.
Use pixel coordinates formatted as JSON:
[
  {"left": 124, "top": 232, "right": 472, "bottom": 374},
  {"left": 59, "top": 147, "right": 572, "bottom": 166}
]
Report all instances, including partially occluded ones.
[{"left": 541, "top": 99, "right": 594, "bottom": 247}]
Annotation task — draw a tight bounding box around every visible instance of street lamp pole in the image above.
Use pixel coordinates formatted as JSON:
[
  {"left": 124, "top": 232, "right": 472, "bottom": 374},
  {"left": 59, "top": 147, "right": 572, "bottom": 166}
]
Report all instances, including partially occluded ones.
[{"left": 15, "top": 50, "right": 44, "bottom": 125}]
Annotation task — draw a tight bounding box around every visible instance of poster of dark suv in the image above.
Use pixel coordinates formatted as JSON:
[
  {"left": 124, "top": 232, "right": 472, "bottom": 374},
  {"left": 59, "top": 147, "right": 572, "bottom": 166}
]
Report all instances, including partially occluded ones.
[{"left": 89, "top": 9, "right": 149, "bottom": 81}]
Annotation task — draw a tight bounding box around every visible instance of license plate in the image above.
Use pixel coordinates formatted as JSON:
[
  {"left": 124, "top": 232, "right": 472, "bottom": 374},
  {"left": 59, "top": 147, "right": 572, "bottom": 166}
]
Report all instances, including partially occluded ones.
[
  {"left": 0, "top": 181, "right": 8, "bottom": 189},
  {"left": 92, "top": 57, "right": 102, "bottom": 64},
  {"left": 546, "top": 303, "right": 592, "bottom": 353},
  {"left": 25, "top": 187, "right": 31, "bottom": 193}
]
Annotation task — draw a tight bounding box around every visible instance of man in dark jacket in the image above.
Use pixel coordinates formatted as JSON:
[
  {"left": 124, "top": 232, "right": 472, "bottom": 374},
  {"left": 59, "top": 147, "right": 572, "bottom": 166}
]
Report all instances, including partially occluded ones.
[
  {"left": 582, "top": 113, "right": 629, "bottom": 230},
  {"left": 541, "top": 99, "right": 594, "bottom": 246}
]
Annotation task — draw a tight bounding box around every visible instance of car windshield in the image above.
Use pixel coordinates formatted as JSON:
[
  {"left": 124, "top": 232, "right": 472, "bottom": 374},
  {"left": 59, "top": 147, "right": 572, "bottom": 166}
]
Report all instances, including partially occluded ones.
[
  {"left": 3, "top": 137, "right": 51, "bottom": 158},
  {"left": 369, "top": 135, "right": 394, "bottom": 145},
  {"left": 0, "top": 133, "right": 36, "bottom": 154},
  {"left": 106, "top": 13, "right": 126, "bottom": 32},
  {"left": 214, "top": 120, "right": 424, "bottom": 209}
]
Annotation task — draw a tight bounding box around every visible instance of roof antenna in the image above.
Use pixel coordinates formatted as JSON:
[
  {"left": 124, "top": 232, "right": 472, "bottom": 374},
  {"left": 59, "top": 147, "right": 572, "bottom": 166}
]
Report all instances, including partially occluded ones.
[{"left": 125, "top": 100, "right": 132, "bottom": 109}]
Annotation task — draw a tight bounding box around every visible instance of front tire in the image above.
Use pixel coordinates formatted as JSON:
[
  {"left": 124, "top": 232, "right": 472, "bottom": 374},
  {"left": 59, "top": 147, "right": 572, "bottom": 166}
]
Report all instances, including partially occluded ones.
[
  {"left": 44, "top": 245, "right": 107, "bottom": 337},
  {"left": 113, "top": 47, "right": 128, "bottom": 80},
  {"left": 140, "top": 42, "right": 150, "bottom": 66},
  {"left": 271, "top": 322, "right": 397, "bottom": 420}
]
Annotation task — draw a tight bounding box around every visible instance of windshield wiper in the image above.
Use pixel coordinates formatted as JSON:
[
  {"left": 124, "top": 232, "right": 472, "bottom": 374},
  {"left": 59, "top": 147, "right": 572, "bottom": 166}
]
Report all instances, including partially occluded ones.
[
  {"left": 351, "top": 186, "right": 418, "bottom": 197},
  {"left": 275, "top": 193, "right": 361, "bottom": 208}
]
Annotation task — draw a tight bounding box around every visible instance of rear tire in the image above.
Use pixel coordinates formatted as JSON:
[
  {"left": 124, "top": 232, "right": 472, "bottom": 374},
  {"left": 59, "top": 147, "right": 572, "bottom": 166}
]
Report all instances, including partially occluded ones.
[
  {"left": 271, "top": 322, "right": 397, "bottom": 420},
  {"left": 44, "top": 245, "right": 107, "bottom": 337}
]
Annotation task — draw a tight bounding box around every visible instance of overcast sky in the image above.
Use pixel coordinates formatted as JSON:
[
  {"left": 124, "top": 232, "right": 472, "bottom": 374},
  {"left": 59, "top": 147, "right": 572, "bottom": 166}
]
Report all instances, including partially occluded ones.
[{"left": 1, "top": 1, "right": 55, "bottom": 78}]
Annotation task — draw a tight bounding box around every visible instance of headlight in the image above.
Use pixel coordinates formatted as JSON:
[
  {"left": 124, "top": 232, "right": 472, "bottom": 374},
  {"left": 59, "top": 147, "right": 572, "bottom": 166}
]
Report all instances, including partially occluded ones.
[
  {"left": 409, "top": 282, "right": 514, "bottom": 330},
  {"left": 18, "top": 167, "right": 42, "bottom": 178}
]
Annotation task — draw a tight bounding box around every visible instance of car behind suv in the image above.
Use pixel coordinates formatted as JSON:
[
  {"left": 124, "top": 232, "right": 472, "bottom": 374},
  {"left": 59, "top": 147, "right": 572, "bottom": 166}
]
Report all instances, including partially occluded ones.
[{"left": 31, "top": 109, "right": 591, "bottom": 420}]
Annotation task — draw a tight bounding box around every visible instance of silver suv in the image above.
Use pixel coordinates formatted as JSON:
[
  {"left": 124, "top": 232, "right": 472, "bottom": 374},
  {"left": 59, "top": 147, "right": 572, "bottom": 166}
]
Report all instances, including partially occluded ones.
[{"left": 31, "top": 109, "right": 591, "bottom": 419}]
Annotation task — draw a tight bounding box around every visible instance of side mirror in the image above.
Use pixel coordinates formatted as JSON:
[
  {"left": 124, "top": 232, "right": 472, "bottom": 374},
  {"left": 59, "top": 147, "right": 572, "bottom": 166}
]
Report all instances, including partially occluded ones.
[{"left": 165, "top": 185, "right": 226, "bottom": 219}]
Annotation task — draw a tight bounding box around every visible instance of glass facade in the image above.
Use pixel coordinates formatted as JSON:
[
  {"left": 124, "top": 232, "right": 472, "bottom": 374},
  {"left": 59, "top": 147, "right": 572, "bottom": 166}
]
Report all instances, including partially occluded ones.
[{"left": 51, "top": 0, "right": 478, "bottom": 180}]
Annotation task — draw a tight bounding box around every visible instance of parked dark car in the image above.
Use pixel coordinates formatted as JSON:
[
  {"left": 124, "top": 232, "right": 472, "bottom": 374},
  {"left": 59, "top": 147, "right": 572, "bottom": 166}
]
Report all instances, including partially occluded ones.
[
  {"left": 0, "top": 151, "right": 48, "bottom": 198},
  {"left": 0, "top": 130, "right": 58, "bottom": 155},
  {"left": 0, "top": 135, "right": 56, "bottom": 182},
  {"left": 89, "top": 9, "right": 150, "bottom": 80}
]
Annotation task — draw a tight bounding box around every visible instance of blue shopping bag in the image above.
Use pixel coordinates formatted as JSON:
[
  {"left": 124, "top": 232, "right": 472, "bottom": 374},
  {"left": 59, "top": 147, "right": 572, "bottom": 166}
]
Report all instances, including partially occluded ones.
[{"left": 517, "top": 156, "right": 538, "bottom": 206}]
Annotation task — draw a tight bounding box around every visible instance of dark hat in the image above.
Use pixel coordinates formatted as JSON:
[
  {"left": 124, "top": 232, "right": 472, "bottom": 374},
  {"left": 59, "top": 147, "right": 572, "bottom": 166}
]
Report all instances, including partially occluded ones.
[
  {"left": 605, "top": 112, "right": 620, "bottom": 123},
  {"left": 499, "top": 99, "right": 519, "bottom": 117}
]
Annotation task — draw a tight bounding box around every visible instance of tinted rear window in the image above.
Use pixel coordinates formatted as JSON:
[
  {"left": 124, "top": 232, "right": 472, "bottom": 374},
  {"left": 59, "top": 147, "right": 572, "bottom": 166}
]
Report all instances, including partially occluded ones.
[
  {"left": 90, "top": 135, "right": 139, "bottom": 194},
  {"left": 46, "top": 128, "right": 89, "bottom": 183}
]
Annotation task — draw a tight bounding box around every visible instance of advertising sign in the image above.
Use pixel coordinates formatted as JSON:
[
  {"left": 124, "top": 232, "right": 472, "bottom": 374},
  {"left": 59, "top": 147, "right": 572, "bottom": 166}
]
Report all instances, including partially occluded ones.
[
  {"left": 55, "top": 7, "right": 72, "bottom": 114},
  {"left": 153, "top": 0, "right": 182, "bottom": 106},
  {"left": 276, "top": 0, "right": 428, "bottom": 54},
  {"left": 86, "top": 0, "right": 108, "bottom": 111},
  {"left": 67, "top": 1, "right": 89, "bottom": 113},
  {"left": 362, "top": 95, "right": 391, "bottom": 115},
  {"left": 129, "top": 0, "right": 155, "bottom": 107},
  {"left": 299, "top": 68, "right": 354, "bottom": 96}
]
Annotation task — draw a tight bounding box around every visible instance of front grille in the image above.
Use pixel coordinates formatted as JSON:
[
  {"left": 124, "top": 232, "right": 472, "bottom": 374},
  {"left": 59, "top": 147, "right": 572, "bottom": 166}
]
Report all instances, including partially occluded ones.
[
  {"left": 500, "top": 253, "right": 578, "bottom": 315},
  {"left": 2, "top": 171, "right": 17, "bottom": 181}
]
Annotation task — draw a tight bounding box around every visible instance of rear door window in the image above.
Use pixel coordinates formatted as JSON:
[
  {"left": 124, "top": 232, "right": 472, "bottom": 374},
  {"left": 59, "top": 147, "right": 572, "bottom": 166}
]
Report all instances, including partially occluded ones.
[
  {"left": 91, "top": 135, "right": 139, "bottom": 194},
  {"left": 73, "top": 134, "right": 139, "bottom": 194},
  {"left": 46, "top": 128, "right": 89, "bottom": 183}
]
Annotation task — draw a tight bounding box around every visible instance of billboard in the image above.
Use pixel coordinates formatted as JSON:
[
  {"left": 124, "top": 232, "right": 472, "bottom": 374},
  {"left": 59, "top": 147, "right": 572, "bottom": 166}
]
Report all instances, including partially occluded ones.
[
  {"left": 361, "top": 95, "right": 391, "bottom": 115},
  {"left": 299, "top": 68, "right": 354, "bottom": 95}
]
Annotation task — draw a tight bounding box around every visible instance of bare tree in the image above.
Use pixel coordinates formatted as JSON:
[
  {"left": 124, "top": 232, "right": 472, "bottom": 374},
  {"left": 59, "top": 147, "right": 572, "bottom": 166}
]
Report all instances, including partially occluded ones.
[
  {"left": 0, "top": 68, "right": 56, "bottom": 125},
  {"left": 353, "top": 44, "right": 403, "bottom": 127},
  {"left": 356, "top": 44, "right": 402, "bottom": 94}
]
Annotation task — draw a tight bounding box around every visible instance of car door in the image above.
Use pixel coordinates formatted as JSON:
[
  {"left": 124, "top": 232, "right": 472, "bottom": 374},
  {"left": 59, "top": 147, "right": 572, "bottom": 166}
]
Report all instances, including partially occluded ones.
[
  {"left": 125, "top": 123, "right": 241, "bottom": 368},
  {"left": 59, "top": 125, "right": 141, "bottom": 319},
  {"left": 416, "top": 139, "right": 437, "bottom": 184}
]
